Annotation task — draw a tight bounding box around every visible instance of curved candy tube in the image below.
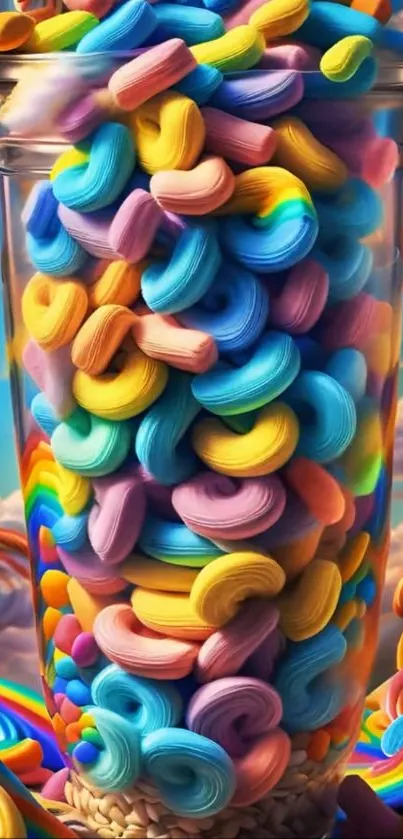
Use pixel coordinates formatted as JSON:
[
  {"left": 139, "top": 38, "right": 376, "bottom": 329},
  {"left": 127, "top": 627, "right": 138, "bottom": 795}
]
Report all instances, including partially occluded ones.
[
  {"left": 210, "top": 69, "right": 304, "bottom": 121},
  {"left": 285, "top": 371, "right": 357, "bottom": 463},
  {"left": 23, "top": 340, "right": 76, "bottom": 419},
  {"left": 131, "top": 587, "right": 215, "bottom": 640},
  {"left": 76, "top": 0, "right": 158, "bottom": 52},
  {"left": 131, "top": 91, "right": 205, "bottom": 175},
  {"left": 140, "top": 468, "right": 178, "bottom": 520},
  {"left": 58, "top": 545, "right": 127, "bottom": 595},
  {"left": 196, "top": 599, "right": 280, "bottom": 682},
  {"left": 121, "top": 555, "right": 199, "bottom": 592},
  {"left": 91, "top": 664, "right": 182, "bottom": 734},
  {"left": 74, "top": 706, "right": 141, "bottom": 792},
  {"left": 314, "top": 178, "right": 383, "bottom": 239},
  {"left": 108, "top": 39, "right": 197, "bottom": 111},
  {"left": 325, "top": 133, "right": 399, "bottom": 190},
  {"left": 88, "top": 467, "right": 146, "bottom": 565},
  {"left": 311, "top": 237, "right": 373, "bottom": 303},
  {"left": 317, "top": 292, "right": 382, "bottom": 352},
  {"left": 57, "top": 463, "right": 91, "bottom": 517},
  {"left": 57, "top": 88, "right": 128, "bottom": 145},
  {"left": 278, "top": 559, "right": 342, "bottom": 641},
  {"left": 190, "top": 25, "right": 265, "bottom": 72},
  {"left": 283, "top": 457, "right": 345, "bottom": 525},
  {"left": 339, "top": 397, "right": 383, "bottom": 496},
  {"left": 201, "top": 107, "right": 277, "bottom": 166},
  {"left": 72, "top": 304, "right": 138, "bottom": 375},
  {"left": 178, "top": 262, "right": 269, "bottom": 354},
  {"left": 22, "top": 273, "right": 88, "bottom": 351},
  {"left": 175, "top": 64, "right": 223, "bottom": 105},
  {"left": 142, "top": 727, "right": 236, "bottom": 818},
  {"left": 52, "top": 123, "right": 136, "bottom": 213},
  {"left": 135, "top": 370, "right": 201, "bottom": 485},
  {"left": 52, "top": 511, "right": 89, "bottom": 553},
  {"left": 267, "top": 258, "right": 329, "bottom": 334},
  {"left": 138, "top": 514, "right": 224, "bottom": 567},
  {"left": 93, "top": 604, "right": 199, "bottom": 679},
  {"left": 31, "top": 392, "right": 61, "bottom": 437},
  {"left": 192, "top": 402, "right": 299, "bottom": 477},
  {"left": 190, "top": 551, "right": 286, "bottom": 626},
  {"left": 51, "top": 407, "right": 131, "bottom": 477},
  {"left": 272, "top": 115, "right": 348, "bottom": 192},
  {"left": 191, "top": 331, "right": 300, "bottom": 415},
  {"left": 27, "top": 10, "right": 98, "bottom": 52},
  {"left": 51, "top": 147, "right": 90, "bottom": 182},
  {"left": 58, "top": 203, "right": 116, "bottom": 261},
  {"left": 0, "top": 11, "right": 35, "bottom": 51},
  {"left": 187, "top": 676, "right": 290, "bottom": 805},
  {"left": 303, "top": 57, "right": 378, "bottom": 99},
  {"left": 325, "top": 348, "right": 367, "bottom": 403},
  {"left": 320, "top": 34, "right": 373, "bottom": 82},
  {"left": 154, "top": 3, "right": 224, "bottom": 45},
  {"left": 172, "top": 472, "right": 286, "bottom": 540},
  {"left": 25, "top": 186, "right": 87, "bottom": 277},
  {"left": 109, "top": 189, "right": 164, "bottom": 263},
  {"left": 134, "top": 312, "right": 218, "bottom": 374},
  {"left": 274, "top": 625, "right": 348, "bottom": 732},
  {"left": 249, "top": 0, "right": 309, "bottom": 39},
  {"left": 88, "top": 260, "right": 142, "bottom": 309},
  {"left": 142, "top": 226, "right": 221, "bottom": 314},
  {"left": 258, "top": 41, "right": 320, "bottom": 70},
  {"left": 150, "top": 156, "right": 235, "bottom": 216},
  {"left": 296, "top": 0, "right": 401, "bottom": 50}
]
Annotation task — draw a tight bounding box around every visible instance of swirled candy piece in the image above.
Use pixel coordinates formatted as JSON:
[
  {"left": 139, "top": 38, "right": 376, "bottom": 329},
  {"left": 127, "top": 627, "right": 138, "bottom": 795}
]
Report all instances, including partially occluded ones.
[
  {"left": 51, "top": 147, "right": 90, "bottom": 181},
  {"left": 325, "top": 349, "right": 367, "bottom": 403},
  {"left": 22, "top": 273, "right": 88, "bottom": 351},
  {"left": 27, "top": 10, "right": 98, "bottom": 51},
  {"left": 268, "top": 259, "right": 329, "bottom": 334},
  {"left": 74, "top": 706, "right": 141, "bottom": 792},
  {"left": 142, "top": 226, "right": 220, "bottom": 314},
  {"left": 210, "top": 69, "right": 303, "bottom": 120},
  {"left": 57, "top": 88, "right": 126, "bottom": 145},
  {"left": 138, "top": 514, "right": 223, "bottom": 567},
  {"left": 192, "top": 402, "right": 299, "bottom": 477},
  {"left": 58, "top": 203, "right": 115, "bottom": 260},
  {"left": 31, "top": 393, "right": 61, "bottom": 437},
  {"left": 122, "top": 555, "right": 199, "bottom": 592},
  {"left": 259, "top": 40, "right": 320, "bottom": 70},
  {"left": 51, "top": 407, "right": 131, "bottom": 477},
  {"left": 108, "top": 39, "right": 196, "bottom": 111},
  {"left": 196, "top": 600, "right": 279, "bottom": 682},
  {"left": 296, "top": 0, "right": 402, "bottom": 50},
  {"left": 135, "top": 370, "right": 201, "bottom": 485},
  {"left": 150, "top": 157, "right": 235, "bottom": 216},
  {"left": 76, "top": 0, "right": 157, "bottom": 52},
  {"left": 88, "top": 260, "right": 142, "bottom": 309},
  {"left": 274, "top": 625, "right": 347, "bottom": 732},
  {"left": 178, "top": 262, "right": 268, "bottom": 354},
  {"left": 175, "top": 64, "right": 223, "bottom": 105},
  {"left": 134, "top": 312, "right": 218, "bottom": 374},
  {"left": 57, "top": 463, "right": 92, "bottom": 516},
  {"left": 279, "top": 559, "right": 342, "bottom": 641},
  {"left": 154, "top": 4, "right": 224, "bottom": 44},
  {"left": 285, "top": 371, "right": 356, "bottom": 463},
  {"left": 172, "top": 472, "right": 286, "bottom": 540},
  {"left": 283, "top": 457, "right": 345, "bottom": 526},
  {"left": 314, "top": 178, "right": 383, "bottom": 239},
  {"left": 312, "top": 237, "right": 372, "bottom": 303},
  {"left": 0, "top": 11, "right": 35, "bottom": 51},
  {"left": 59, "top": 545, "right": 127, "bottom": 595},
  {"left": 93, "top": 604, "right": 199, "bottom": 679},
  {"left": 187, "top": 676, "right": 291, "bottom": 805},
  {"left": 190, "top": 25, "right": 265, "bottom": 72},
  {"left": 317, "top": 292, "right": 381, "bottom": 352},
  {"left": 131, "top": 91, "right": 205, "bottom": 175},
  {"left": 272, "top": 115, "right": 347, "bottom": 192},
  {"left": 192, "top": 331, "right": 300, "bottom": 416},
  {"left": 72, "top": 305, "right": 137, "bottom": 375},
  {"left": 53, "top": 124, "right": 135, "bottom": 214},
  {"left": 304, "top": 56, "right": 378, "bottom": 99},
  {"left": 190, "top": 551, "right": 285, "bottom": 627},
  {"left": 249, "top": 0, "right": 309, "bottom": 40},
  {"left": 25, "top": 185, "right": 87, "bottom": 277},
  {"left": 142, "top": 727, "right": 236, "bottom": 818},
  {"left": 202, "top": 107, "right": 277, "bottom": 166},
  {"left": 52, "top": 511, "right": 88, "bottom": 552},
  {"left": 132, "top": 587, "right": 215, "bottom": 640},
  {"left": 88, "top": 467, "right": 146, "bottom": 564},
  {"left": 320, "top": 35, "right": 373, "bottom": 82},
  {"left": 92, "top": 664, "right": 182, "bottom": 734}
]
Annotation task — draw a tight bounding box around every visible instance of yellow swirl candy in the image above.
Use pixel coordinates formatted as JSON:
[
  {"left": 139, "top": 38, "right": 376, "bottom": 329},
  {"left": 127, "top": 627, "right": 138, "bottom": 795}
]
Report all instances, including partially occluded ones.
[
  {"left": 215, "top": 165, "right": 313, "bottom": 220},
  {"left": 26, "top": 10, "right": 98, "bottom": 52},
  {"left": 56, "top": 462, "right": 92, "bottom": 516},
  {"left": 249, "top": 0, "right": 310, "bottom": 41},
  {"left": 192, "top": 402, "right": 299, "bottom": 477},
  {"left": 190, "top": 551, "right": 286, "bottom": 627},
  {"left": 0, "top": 788, "right": 26, "bottom": 839},
  {"left": 22, "top": 273, "right": 88, "bottom": 351},
  {"left": 279, "top": 559, "right": 342, "bottom": 642},
  {"left": 130, "top": 91, "right": 205, "bottom": 175},
  {"left": 272, "top": 116, "right": 348, "bottom": 192},
  {"left": 122, "top": 555, "right": 199, "bottom": 592},
  {"left": 88, "top": 261, "right": 143, "bottom": 309},
  {"left": 320, "top": 35, "right": 373, "bottom": 83},
  {"left": 190, "top": 25, "right": 265, "bottom": 72},
  {"left": 131, "top": 587, "right": 214, "bottom": 640},
  {"left": 50, "top": 148, "right": 90, "bottom": 181}
]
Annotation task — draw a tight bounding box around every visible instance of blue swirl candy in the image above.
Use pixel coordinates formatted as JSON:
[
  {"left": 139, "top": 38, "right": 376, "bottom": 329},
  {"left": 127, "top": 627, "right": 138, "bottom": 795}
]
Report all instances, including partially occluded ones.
[
  {"left": 76, "top": 0, "right": 158, "bottom": 53},
  {"left": 325, "top": 349, "right": 367, "bottom": 403},
  {"left": 74, "top": 706, "right": 141, "bottom": 792},
  {"left": 92, "top": 664, "right": 182, "bottom": 734},
  {"left": 51, "top": 511, "right": 89, "bottom": 552},
  {"left": 138, "top": 513, "right": 224, "bottom": 567},
  {"left": 175, "top": 64, "right": 223, "bottom": 105},
  {"left": 297, "top": 1, "right": 403, "bottom": 50},
  {"left": 210, "top": 70, "right": 304, "bottom": 121},
  {"left": 303, "top": 58, "right": 378, "bottom": 99},
  {"left": 314, "top": 179, "right": 383, "bottom": 239},
  {"left": 312, "top": 237, "right": 373, "bottom": 303},
  {"left": 31, "top": 393, "right": 61, "bottom": 437},
  {"left": 154, "top": 4, "right": 224, "bottom": 45},
  {"left": 25, "top": 183, "right": 86, "bottom": 276},
  {"left": 219, "top": 209, "right": 318, "bottom": 274}
]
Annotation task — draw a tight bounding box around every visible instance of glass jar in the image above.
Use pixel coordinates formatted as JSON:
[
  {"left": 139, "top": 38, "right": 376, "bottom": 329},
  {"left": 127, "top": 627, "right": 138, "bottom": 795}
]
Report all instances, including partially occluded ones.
[{"left": 0, "top": 53, "right": 402, "bottom": 839}]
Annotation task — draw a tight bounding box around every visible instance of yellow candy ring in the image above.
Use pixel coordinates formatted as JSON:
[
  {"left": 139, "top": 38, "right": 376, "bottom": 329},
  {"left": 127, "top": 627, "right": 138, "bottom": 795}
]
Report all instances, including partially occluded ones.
[
  {"left": 131, "top": 587, "right": 215, "bottom": 640},
  {"left": 249, "top": 0, "right": 310, "bottom": 41},
  {"left": 272, "top": 116, "right": 348, "bottom": 192},
  {"left": 22, "top": 273, "right": 88, "bottom": 351},
  {"left": 190, "top": 25, "right": 265, "bottom": 72},
  {"left": 278, "top": 559, "right": 342, "bottom": 642},
  {"left": 88, "top": 260, "right": 143, "bottom": 309},
  {"left": 215, "top": 165, "right": 313, "bottom": 220},
  {"left": 192, "top": 402, "right": 299, "bottom": 477},
  {"left": 190, "top": 551, "right": 286, "bottom": 627},
  {"left": 130, "top": 91, "right": 205, "bottom": 175},
  {"left": 122, "top": 555, "right": 199, "bottom": 592}
]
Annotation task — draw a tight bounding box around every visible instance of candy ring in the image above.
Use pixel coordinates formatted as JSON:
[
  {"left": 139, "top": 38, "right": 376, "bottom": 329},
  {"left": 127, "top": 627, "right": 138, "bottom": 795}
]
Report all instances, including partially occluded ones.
[
  {"left": 88, "top": 260, "right": 142, "bottom": 309},
  {"left": 51, "top": 147, "right": 90, "bottom": 182},
  {"left": 58, "top": 545, "right": 127, "bottom": 595},
  {"left": 267, "top": 258, "right": 329, "bottom": 334},
  {"left": 24, "top": 183, "right": 87, "bottom": 277},
  {"left": 0, "top": 11, "right": 35, "bottom": 51},
  {"left": 72, "top": 342, "right": 168, "bottom": 421},
  {"left": 134, "top": 370, "right": 201, "bottom": 485},
  {"left": 172, "top": 472, "right": 286, "bottom": 540},
  {"left": 191, "top": 331, "right": 300, "bottom": 415},
  {"left": 121, "top": 555, "right": 199, "bottom": 592},
  {"left": 314, "top": 178, "right": 383, "bottom": 239},
  {"left": 154, "top": 4, "right": 224, "bottom": 45},
  {"left": 91, "top": 663, "right": 182, "bottom": 734},
  {"left": 325, "top": 348, "right": 367, "bottom": 403},
  {"left": 133, "top": 312, "right": 218, "bottom": 374},
  {"left": 74, "top": 706, "right": 141, "bottom": 792},
  {"left": 72, "top": 305, "right": 138, "bottom": 374},
  {"left": 51, "top": 407, "right": 131, "bottom": 477},
  {"left": 272, "top": 115, "right": 348, "bottom": 192},
  {"left": 131, "top": 587, "right": 215, "bottom": 640},
  {"left": 210, "top": 69, "right": 303, "bottom": 120},
  {"left": 201, "top": 107, "right": 277, "bottom": 166},
  {"left": 130, "top": 91, "right": 205, "bottom": 175},
  {"left": 216, "top": 166, "right": 318, "bottom": 273},
  {"left": 141, "top": 226, "right": 221, "bottom": 314},
  {"left": 196, "top": 599, "right": 280, "bottom": 682},
  {"left": 150, "top": 156, "right": 235, "bottom": 216},
  {"left": 274, "top": 624, "right": 347, "bottom": 732},
  {"left": 285, "top": 371, "right": 357, "bottom": 463},
  {"left": 27, "top": 10, "right": 98, "bottom": 52},
  {"left": 22, "top": 273, "right": 88, "bottom": 351},
  {"left": 108, "top": 39, "right": 196, "bottom": 111},
  {"left": 187, "top": 676, "right": 291, "bottom": 805},
  {"left": 278, "top": 559, "right": 342, "bottom": 641},
  {"left": 52, "top": 123, "right": 135, "bottom": 213},
  {"left": 283, "top": 457, "right": 345, "bottom": 525},
  {"left": 192, "top": 402, "right": 299, "bottom": 477},
  {"left": 88, "top": 467, "right": 146, "bottom": 565},
  {"left": 51, "top": 511, "right": 88, "bottom": 553},
  {"left": 93, "top": 604, "right": 199, "bottom": 679},
  {"left": 190, "top": 25, "right": 265, "bottom": 71},
  {"left": 177, "top": 262, "right": 269, "bottom": 354},
  {"left": 76, "top": 0, "right": 158, "bottom": 53},
  {"left": 138, "top": 514, "right": 223, "bottom": 567},
  {"left": 141, "top": 727, "right": 236, "bottom": 818},
  {"left": 190, "top": 551, "right": 286, "bottom": 627}
]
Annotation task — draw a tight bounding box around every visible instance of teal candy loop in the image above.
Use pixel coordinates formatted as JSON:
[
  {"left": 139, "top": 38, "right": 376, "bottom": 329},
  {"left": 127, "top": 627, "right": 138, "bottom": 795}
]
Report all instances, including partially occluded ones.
[
  {"left": 154, "top": 4, "right": 225, "bottom": 45},
  {"left": 274, "top": 625, "right": 347, "bottom": 733},
  {"left": 53, "top": 124, "right": 136, "bottom": 214},
  {"left": 52, "top": 511, "right": 89, "bottom": 552},
  {"left": 135, "top": 370, "right": 201, "bottom": 486},
  {"left": 51, "top": 407, "right": 131, "bottom": 477},
  {"left": 138, "top": 514, "right": 224, "bottom": 567},
  {"left": 175, "top": 65, "right": 223, "bottom": 105},
  {"left": 381, "top": 716, "right": 403, "bottom": 757},
  {"left": 142, "top": 226, "right": 221, "bottom": 314},
  {"left": 219, "top": 209, "right": 318, "bottom": 274},
  {"left": 325, "top": 349, "right": 367, "bottom": 404},
  {"left": 312, "top": 238, "right": 373, "bottom": 303},
  {"left": 303, "top": 57, "right": 377, "bottom": 99},
  {"left": 74, "top": 706, "right": 141, "bottom": 792},
  {"left": 142, "top": 728, "right": 236, "bottom": 818},
  {"left": 285, "top": 370, "right": 357, "bottom": 463},
  {"left": 31, "top": 393, "right": 61, "bottom": 437},
  {"left": 191, "top": 331, "right": 300, "bottom": 416},
  {"left": 314, "top": 179, "right": 383, "bottom": 239},
  {"left": 91, "top": 664, "right": 183, "bottom": 734},
  {"left": 177, "top": 263, "right": 269, "bottom": 354},
  {"left": 76, "top": 0, "right": 158, "bottom": 53},
  {"left": 27, "top": 219, "right": 87, "bottom": 278}
]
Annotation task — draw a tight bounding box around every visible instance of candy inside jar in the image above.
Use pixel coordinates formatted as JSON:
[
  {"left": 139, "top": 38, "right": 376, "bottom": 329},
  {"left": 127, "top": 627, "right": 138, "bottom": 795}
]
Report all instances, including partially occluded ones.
[{"left": 0, "top": 0, "right": 403, "bottom": 833}]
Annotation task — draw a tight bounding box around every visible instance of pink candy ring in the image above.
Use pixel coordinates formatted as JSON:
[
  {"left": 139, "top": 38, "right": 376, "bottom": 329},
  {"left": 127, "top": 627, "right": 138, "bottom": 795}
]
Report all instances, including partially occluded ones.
[
  {"left": 133, "top": 312, "right": 218, "bottom": 374},
  {"left": 23, "top": 340, "right": 76, "bottom": 419},
  {"left": 93, "top": 603, "right": 199, "bottom": 679},
  {"left": 108, "top": 38, "right": 196, "bottom": 111},
  {"left": 267, "top": 258, "right": 329, "bottom": 334},
  {"left": 57, "top": 545, "right": 127, "bottom": 595},
  {"left": 88, "top": 467, "right": 146, "bottom": 565},
  {"left": 172, "top": 472, "right": 286, "bottom": 540},
  {"left": 201, "top": 108, "right": 277, "bottom": 167},
  {"left": 150, "top": 156, "right": 235, "bottom": 216}
]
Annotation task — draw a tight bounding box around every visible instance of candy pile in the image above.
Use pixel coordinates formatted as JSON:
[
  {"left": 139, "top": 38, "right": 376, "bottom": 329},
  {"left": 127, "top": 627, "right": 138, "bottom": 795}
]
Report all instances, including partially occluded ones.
[{"left": 1, "top": 0, "right": 402, "bottom": 836}]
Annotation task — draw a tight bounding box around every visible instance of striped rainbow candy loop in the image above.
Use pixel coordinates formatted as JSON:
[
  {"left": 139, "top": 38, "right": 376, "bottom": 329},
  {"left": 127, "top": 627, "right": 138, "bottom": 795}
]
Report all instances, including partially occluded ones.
[{"left": 0, "top": 0, "right": 403, "bottom": 835}]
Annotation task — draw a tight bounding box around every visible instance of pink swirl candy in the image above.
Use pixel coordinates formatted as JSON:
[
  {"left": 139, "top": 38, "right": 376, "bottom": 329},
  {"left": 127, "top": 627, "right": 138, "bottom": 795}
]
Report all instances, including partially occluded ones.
[
  {"left": 88, "top": 466, "right": 146, "bottom": 565},
  {"left": 108, "top": 38, "right": 196, "bottom": 111},
  {"left": 267, "top": 258, "right": 329, "bottom": 335},
  {"left": 57, "top": 545, "right": 127, "bottom": 595}
]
